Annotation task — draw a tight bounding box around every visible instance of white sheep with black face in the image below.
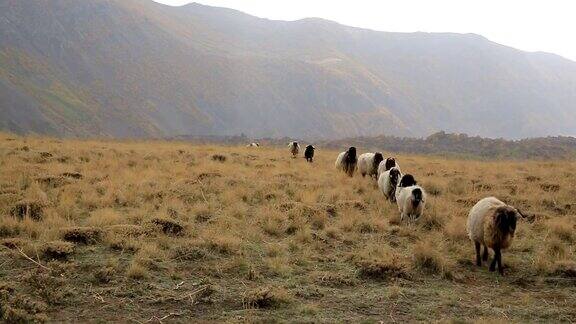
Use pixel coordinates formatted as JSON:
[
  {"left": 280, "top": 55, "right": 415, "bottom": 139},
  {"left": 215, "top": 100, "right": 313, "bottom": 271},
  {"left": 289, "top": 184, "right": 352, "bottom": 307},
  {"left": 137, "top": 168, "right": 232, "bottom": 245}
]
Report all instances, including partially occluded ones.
[
  {"left": 288, "top": 141, "right": 300, "bottom": 158},
  {"left": 335, "top": 147, "right": 357, "bottom": 177},
  {"left": 246, "top": 142, "right": 260, "bottom": 147},
  {"left": 395, "top": 174, "right": 426, "bottom": 222},
  {"left": 378, "top": 167, "right": 401, "bottom": 202},
  {"left": 377, "top": 157, "right": 401, "bottom": 179},
  {"left": 467, "top": 197, "right": 525, "bottom": 275},
  {"left": 358, "top": 152, "right": 384, "bottom": 179}
]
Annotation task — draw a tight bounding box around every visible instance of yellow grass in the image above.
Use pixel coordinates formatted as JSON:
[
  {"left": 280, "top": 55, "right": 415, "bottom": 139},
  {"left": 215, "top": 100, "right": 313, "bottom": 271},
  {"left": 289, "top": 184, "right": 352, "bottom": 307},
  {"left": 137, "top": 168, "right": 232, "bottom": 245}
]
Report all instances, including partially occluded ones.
[{"left": 0, "top": 133, "right": 575, "bottom": 322}]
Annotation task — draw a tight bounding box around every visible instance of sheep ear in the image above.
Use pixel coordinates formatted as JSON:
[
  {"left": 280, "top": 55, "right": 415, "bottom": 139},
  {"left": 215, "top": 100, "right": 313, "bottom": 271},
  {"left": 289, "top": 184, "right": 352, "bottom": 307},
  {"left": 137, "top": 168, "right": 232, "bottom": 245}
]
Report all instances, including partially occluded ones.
[{"left": 516, "top": 208, "right": 526, "bottom": 219}]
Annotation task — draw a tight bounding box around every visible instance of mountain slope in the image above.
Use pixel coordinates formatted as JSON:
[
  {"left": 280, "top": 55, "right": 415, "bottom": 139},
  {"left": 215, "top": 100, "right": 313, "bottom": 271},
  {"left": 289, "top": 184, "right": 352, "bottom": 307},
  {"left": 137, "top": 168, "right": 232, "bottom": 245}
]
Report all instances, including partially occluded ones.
[{"left": 1, "top": 0, "right": 575, "bottom": 139}]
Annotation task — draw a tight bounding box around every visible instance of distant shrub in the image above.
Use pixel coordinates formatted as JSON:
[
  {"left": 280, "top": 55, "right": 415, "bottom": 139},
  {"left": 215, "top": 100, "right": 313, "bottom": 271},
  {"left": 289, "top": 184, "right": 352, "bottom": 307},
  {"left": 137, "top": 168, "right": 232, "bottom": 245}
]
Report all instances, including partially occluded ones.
[{"left": 211, "top": 154, "right": 227, "bottom": 162}]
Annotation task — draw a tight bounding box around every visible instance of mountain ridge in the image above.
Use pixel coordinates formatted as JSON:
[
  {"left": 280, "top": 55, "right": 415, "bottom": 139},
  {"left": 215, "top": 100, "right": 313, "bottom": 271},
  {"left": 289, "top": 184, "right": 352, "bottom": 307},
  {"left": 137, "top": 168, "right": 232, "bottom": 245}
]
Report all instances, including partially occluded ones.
[{"left": 1, "top": 0, "right": 575, "bottom": 139}]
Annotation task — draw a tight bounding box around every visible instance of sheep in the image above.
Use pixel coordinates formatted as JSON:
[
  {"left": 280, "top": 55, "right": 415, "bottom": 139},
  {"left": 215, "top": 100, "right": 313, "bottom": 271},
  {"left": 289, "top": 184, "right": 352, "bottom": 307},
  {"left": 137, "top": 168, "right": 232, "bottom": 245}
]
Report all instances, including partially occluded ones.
[
  {"left": 466, "top": 197, "right": 525, "bottom": 275},
  {"left": 288, "top": 141, "right": 300, "bottom": 158},
  {"left": 395, "top": 174, "right": 426, "bottom": 222},
  {"left": 304, "top": 145, "right": 315, "bottom": 162},
  {"left": 377, "top": 157, "right": 401, "bottom": 179},
  {"left": 357, "top": 152, "right": 384, "bottom": 178},
  {"left": 378, "top": 167, "right": 401, "bottom": 202},
  {"left": 335, "top": 147, "right": 357, "bottom": 177},
  {"left": 246, "top": 142, "right": 260, "bottom": 147}
]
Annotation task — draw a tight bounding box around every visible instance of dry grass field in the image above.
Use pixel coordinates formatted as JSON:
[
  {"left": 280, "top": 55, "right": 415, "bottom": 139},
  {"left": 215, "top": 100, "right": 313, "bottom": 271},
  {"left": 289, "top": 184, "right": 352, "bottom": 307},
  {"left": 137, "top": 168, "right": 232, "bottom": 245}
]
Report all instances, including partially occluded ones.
[{"left": 0, "top": 133, "right": 575, "bottom": 323}]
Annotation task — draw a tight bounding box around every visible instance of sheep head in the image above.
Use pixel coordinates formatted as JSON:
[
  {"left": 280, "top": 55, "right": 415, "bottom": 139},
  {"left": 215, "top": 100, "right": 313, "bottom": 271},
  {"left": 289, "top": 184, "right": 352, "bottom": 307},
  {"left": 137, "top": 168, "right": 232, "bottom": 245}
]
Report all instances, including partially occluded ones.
[
  {"left": 495, "top": 206, "right": 520, "bottom": 236},
  {"left": 385, "top": 157, "right": 396, "bottom": 171},
  {"left": 399, "top": 174, "right": 417, "bottom": 188},
  {"left": 389, "top": 168, "right": 401, "bottom": 186},
  {"left": 373, "top": 152, "right": 384, "bottom": 170},
  {"left": 346, "top": 147, "right": 357, "bottom": 163}
]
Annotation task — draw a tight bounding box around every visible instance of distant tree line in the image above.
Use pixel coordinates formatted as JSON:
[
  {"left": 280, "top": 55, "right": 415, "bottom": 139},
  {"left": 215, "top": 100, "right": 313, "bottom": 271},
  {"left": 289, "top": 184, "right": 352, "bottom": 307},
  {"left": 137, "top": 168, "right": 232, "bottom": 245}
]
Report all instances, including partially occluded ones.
[
  {"left": 318, "top": 131, "right": 576, "bottom": 160},
  {"left": 171, "top": 131, "right": 576, "bottom": 159}
]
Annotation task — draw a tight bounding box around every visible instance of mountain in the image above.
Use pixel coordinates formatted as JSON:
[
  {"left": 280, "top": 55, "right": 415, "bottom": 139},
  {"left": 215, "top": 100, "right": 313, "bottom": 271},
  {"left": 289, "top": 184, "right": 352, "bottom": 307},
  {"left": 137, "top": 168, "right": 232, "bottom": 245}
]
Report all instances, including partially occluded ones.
[{"left": 1, "top": 0, "right": 576, "bottom": 139}]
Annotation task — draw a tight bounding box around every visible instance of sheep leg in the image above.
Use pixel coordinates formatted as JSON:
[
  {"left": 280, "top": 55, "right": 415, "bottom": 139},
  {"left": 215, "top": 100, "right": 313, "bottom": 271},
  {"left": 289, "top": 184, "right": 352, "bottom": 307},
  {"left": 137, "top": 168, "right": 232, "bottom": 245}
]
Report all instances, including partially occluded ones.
[
  {"left": 489, "top": 251, "right": 498, "bottom": 272},
  {"left": 482, "top": 245, "right": 489, "bottom": 261},
  {"left": 475, "top": 242, "right": 482, "bottom": 266},
  {"left": 495, "top": 249, "right": 504, "bottom": 275}
]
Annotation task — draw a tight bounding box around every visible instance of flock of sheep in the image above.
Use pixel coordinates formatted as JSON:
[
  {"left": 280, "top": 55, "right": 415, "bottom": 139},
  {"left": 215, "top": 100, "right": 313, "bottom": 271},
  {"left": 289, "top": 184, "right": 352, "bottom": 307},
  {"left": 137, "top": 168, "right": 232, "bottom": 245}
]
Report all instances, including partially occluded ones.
[{"left": 283, "top": 142, "right": 526, "bottom": 275}]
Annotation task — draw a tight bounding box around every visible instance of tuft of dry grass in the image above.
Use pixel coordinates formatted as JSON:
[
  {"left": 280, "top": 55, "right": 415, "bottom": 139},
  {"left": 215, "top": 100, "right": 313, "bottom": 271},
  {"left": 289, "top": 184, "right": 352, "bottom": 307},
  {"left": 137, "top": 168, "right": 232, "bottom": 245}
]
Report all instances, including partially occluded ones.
[
  {"left": 444, "top": 217, "right": 469, "bottom": 241},
  {"left": 546, "top": 218, "right": 574, "bottom": 242},
  {"left": 550, "top": 260, "right": 576, "bottom": 278},
  {"left": 86, "top": 208, "right": 125, "bottom": 227},
  {"left": 61, "top": 227, "right": 102, "bottom": 244},
  {"left": 356, "top": 250, "right": 410, "bottom": 281},
  {"left": 0, "top": 282, "right": 48, "bottom": 323},
  {"left": 10, "top": 199, "right": 46, "bottom": 221},
  {"left": 412, "top": 241, "right": 451, "bottom": 277},
  {"left": 149, "top": 218, "right": 184, "bottom": 236},
  {"left": 242, "top": 287, "right": 292, "bottom": 309},
  {"left": 126, "top": 261, "right": 149, "bottom": 280},
  {"left": 42, "top": 241, "right": 74, "bottom": 260}
]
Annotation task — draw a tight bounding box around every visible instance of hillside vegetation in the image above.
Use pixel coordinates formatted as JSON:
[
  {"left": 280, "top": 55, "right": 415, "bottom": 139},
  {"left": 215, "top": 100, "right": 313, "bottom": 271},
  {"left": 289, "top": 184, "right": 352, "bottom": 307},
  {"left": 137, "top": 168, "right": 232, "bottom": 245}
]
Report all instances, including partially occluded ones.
[
  {"left": 1, "top": 0, "right": 576, "bottom": 139},
  {"left": 320, "top": 132, "right": 576, "bottom": 159},
  {"left": 0, "top": 133, "right": 575, "bottom": 322},
  {"left": 175, "top": 131, "right": 576, "bottom": 159}
]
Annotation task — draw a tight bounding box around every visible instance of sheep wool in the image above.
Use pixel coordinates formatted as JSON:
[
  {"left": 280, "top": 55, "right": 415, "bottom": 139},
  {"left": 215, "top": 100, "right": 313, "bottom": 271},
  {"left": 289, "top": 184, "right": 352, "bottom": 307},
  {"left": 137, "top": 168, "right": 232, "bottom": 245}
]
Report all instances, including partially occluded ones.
[
  {"left": 335, "top": 147, "right": 357, "bottom": 177},
  {"left": 378, "top": 167, "right": 401, "bottom": 202},
  {"left": 358, "top": 152, "right": 384, "bottom": 178}
]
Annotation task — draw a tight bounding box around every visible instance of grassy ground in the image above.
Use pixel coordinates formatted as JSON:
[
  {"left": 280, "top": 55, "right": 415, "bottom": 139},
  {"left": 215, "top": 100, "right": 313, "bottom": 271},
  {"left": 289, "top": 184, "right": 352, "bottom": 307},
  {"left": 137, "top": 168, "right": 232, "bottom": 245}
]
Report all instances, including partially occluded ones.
[{"left": 0, "top": 133, "right": 575, "bottom": 323}]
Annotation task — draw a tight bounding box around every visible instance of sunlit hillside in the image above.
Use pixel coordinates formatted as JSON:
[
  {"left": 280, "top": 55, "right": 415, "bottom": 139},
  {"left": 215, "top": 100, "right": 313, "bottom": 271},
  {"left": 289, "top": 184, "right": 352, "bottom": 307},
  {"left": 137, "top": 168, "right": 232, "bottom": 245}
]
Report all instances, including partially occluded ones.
[{"left": 0, "top": 133, "right": 575, "bottom": 322}]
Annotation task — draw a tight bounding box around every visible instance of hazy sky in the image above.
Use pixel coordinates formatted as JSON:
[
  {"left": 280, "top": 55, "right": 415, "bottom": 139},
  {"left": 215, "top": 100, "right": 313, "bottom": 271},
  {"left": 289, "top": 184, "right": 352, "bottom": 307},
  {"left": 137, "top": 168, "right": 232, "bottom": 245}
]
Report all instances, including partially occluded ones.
[{"left": 153, "top": 0, "right": 575, "bottom": 61}]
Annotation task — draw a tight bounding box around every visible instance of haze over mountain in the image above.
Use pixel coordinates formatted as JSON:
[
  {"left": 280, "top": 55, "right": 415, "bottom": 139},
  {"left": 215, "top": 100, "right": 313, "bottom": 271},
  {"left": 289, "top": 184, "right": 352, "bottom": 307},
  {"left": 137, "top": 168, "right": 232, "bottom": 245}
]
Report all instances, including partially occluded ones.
[{"left": 1, "top": 0, "right": 575, "bottom": 139}]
